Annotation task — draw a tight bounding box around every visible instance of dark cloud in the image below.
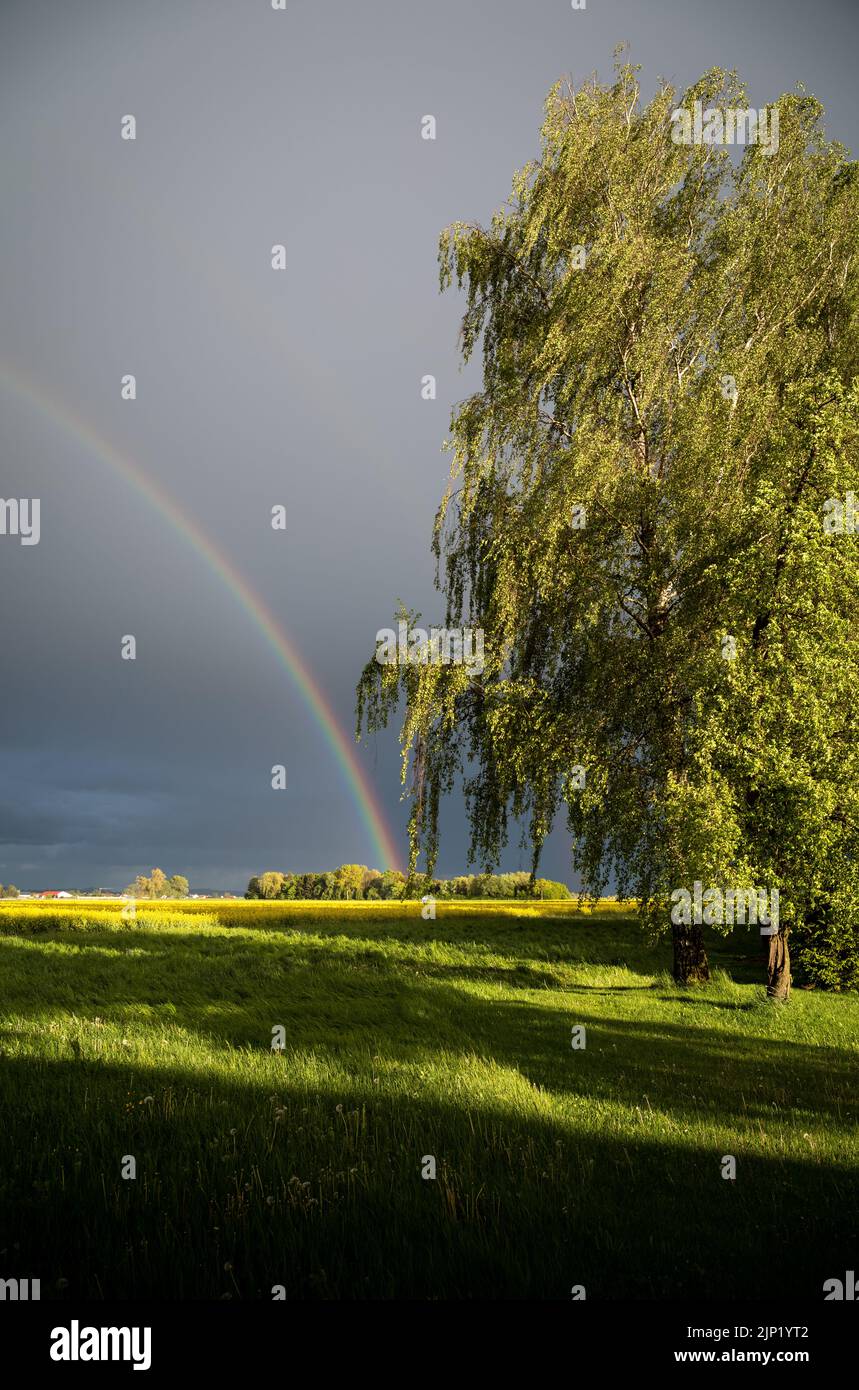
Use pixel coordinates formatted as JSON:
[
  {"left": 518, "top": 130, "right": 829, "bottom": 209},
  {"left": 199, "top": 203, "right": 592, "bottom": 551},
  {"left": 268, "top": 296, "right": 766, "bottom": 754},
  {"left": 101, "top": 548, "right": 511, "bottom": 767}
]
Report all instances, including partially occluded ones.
[{"left": 1, "top": 0, "right": 855, "bottom": 889}]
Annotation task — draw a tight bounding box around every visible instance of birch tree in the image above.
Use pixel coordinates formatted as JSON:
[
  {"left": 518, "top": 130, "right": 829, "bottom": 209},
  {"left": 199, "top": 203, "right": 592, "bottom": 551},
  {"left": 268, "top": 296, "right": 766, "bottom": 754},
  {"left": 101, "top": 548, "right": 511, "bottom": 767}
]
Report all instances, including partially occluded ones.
[{"left": 357, "top": 58, "right": 859, "bottom": 987}]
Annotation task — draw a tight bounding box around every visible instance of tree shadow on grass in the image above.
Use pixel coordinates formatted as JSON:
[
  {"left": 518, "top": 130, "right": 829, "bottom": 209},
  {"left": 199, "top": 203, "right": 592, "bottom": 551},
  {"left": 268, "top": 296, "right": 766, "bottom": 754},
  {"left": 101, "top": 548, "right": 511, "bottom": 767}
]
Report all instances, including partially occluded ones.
[
  {"left": 2, "top": 932, "right": 856, "bottom": 1134},
  {"left": 4, "top": 910, "right": 677, "bottom": 974},
  {"left": 659, "top": 997, "right": 759, "bottom": 1011},
  {"left": 0, "top": 1053, "right": 855, "bottom": 1300}
]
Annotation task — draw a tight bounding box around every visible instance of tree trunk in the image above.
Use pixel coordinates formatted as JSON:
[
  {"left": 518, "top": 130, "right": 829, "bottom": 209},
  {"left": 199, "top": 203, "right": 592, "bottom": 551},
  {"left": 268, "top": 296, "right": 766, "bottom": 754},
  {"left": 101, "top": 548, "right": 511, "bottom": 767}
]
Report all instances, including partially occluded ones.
[
  {"left": 766, "top": 928, "right": 791, "bottom": 1001},
  {"left": 672, "top": 921, "right": 710, "bottom": 984}
]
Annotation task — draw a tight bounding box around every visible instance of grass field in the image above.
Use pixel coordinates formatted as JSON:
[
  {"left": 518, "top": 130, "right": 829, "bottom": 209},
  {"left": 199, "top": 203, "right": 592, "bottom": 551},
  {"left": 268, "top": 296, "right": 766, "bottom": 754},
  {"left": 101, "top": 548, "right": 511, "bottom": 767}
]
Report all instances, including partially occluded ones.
[{"left": 0, "top": 898, "right": 856, "bottom": 1300}]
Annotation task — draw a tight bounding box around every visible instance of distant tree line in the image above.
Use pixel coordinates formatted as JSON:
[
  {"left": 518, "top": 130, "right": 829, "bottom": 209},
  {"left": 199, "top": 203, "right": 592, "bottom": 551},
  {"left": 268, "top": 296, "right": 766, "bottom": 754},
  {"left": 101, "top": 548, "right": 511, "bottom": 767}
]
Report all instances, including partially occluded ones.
[
  {"left": 245, "top": 866, "right": 571, "bottom": 901},
  {"left": 124, "top": 868, "right": 190, "bottom": 899},
  {"left": 0, "top": 884, "right": 20, "bottom": 898}
]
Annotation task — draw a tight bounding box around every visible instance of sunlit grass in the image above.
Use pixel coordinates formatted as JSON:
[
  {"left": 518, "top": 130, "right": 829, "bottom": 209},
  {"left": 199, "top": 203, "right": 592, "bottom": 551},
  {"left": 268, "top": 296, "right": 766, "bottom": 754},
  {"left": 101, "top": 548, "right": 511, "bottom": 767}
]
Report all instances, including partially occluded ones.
[{"left": 0, "top": 899, "right": 855, "bottom": 1299}]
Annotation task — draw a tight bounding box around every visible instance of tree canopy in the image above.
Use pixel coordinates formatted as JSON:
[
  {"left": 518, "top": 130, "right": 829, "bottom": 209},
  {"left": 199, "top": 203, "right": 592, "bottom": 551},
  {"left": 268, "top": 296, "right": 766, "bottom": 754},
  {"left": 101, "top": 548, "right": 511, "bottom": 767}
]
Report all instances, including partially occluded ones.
[
  {"left": 124, "top": 869, "right": 190, "bottom": 899},
  {"left": 357, "top": 57, "right": 859, "bottom": 988}
]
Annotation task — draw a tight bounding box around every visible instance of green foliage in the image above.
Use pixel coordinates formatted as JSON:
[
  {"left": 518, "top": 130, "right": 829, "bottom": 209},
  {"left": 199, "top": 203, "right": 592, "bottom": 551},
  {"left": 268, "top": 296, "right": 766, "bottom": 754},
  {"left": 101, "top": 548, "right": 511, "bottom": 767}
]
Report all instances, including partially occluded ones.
[
  {"left": 124, "top": 868, "right": 191, "bottom": 899},
  {"left": 356, "top": 56, "right": 859, "bottom": 986},
  {"left": 334, "top": 864, "right": 367, "bottom": 900},
  {"left": 244, "top": 867, "right": 569, "bottom": 901},
  {"left": 378, "top": 869, "right": 407, "bottom": 900},
  {"left": 791, "top": 894, "right": 859, "bottom": 991},
  {"left": 362, "top": 868, "right": 383, "bottom": 899},
  {"left": 533, "top": 878, "right": 571, "bottom": 900},
  {"left": 467, "top": 871, "right": 531, "bottom": 898},
  {"left": 260, "top": 872, "right": 287, "bottom": 900}
]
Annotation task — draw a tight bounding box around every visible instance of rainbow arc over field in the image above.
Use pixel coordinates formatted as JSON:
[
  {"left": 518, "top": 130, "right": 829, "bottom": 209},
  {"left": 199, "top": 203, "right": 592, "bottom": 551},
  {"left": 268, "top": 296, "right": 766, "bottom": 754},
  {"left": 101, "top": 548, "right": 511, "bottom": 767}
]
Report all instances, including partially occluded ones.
[{"left": 1, "top": 362, "right": 402, "bottom": 873}]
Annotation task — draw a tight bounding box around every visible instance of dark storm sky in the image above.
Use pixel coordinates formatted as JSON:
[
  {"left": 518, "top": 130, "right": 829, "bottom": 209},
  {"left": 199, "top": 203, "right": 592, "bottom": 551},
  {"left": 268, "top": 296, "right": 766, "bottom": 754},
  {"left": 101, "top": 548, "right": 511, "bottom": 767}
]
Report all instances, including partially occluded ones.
[{"left": 1, "top": 0, "right": 855, "bottom": 891}]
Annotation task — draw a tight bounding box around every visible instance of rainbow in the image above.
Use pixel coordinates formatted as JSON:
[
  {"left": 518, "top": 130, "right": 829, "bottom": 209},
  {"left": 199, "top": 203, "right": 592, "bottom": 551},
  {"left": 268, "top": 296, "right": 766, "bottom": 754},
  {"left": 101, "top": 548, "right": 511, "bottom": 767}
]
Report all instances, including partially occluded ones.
[{"left": 0, "top": 361, "right": 402, "bottom": 872}]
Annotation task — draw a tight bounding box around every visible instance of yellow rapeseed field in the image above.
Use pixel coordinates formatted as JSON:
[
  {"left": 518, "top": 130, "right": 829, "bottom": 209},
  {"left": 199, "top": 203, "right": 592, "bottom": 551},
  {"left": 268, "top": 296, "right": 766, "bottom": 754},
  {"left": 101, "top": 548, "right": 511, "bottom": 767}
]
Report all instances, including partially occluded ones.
[{"left": 0, "top": 895, "right": 634, "bottom": 934}]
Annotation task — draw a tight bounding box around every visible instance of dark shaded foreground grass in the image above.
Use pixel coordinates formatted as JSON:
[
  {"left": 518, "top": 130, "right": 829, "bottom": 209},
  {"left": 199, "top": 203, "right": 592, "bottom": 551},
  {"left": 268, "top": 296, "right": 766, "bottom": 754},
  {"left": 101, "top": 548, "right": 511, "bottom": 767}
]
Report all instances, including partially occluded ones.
[{"left": 0, "top": 903, "right": 856, "bottom": 1299}]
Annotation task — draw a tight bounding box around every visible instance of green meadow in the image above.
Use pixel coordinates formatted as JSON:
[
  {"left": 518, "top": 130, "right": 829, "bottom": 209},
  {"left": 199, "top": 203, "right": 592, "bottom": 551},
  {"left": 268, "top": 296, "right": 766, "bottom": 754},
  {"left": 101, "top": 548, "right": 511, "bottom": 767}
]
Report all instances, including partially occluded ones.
[{"left": 0, "top": 900, "right": 856, "bottom": 1299}]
